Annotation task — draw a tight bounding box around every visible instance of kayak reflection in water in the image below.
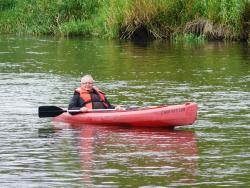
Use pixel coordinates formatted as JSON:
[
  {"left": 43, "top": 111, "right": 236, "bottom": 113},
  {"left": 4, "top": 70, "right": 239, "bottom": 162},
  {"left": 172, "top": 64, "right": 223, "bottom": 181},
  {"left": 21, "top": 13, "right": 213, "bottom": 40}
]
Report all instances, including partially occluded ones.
[
  {"left": 68, "top": 74, "right": 123, "bottom": 114},
  {"left": 72, "top": 125, "right": 198, "bottom": 186}
]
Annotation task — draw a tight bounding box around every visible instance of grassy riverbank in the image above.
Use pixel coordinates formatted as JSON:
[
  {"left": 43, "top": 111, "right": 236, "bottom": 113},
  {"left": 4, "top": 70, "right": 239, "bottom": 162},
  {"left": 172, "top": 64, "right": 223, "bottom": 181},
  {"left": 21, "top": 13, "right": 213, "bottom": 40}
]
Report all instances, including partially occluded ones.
[{"left": 0, "top": 0, "right": 249, "bottom": 41}]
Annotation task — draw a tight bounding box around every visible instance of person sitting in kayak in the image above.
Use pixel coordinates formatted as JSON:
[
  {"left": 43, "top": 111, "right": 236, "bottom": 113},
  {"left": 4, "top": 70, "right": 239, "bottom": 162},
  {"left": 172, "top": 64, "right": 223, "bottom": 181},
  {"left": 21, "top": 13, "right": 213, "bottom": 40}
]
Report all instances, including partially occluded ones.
[{"left": 68, "top": 74, "right": 120, "bottom": 112}]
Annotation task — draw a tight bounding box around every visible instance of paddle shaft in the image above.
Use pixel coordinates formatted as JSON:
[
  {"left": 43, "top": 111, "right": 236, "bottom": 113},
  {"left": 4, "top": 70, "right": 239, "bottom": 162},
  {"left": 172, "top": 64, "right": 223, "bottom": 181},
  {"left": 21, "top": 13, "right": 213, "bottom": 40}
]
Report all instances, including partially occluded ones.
[
  {"left": 38, "top": 105, "right": 117, "bottom": 118},
  {"left": 68, "top": 109, "right": 116, "bottom": 112}
]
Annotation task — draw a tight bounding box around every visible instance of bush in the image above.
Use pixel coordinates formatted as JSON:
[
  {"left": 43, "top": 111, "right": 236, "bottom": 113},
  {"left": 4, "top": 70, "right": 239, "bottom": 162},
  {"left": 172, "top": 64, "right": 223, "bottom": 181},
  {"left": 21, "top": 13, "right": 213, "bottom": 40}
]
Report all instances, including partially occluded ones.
[
  {"left": 0, "top": 0, "right": 16, "bottom": 11},
  {"left": 0, "top": 0, "right": 249, "bottom": 41}
]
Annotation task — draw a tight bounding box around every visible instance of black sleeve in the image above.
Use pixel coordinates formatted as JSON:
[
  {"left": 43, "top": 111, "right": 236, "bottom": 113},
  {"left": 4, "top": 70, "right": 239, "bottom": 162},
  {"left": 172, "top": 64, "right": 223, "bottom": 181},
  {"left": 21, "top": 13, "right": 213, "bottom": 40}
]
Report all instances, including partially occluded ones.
[
  {"left": 104, "top": 96, "right": 115, "bottom": 109},
  {"left": 68, "top": 92, "right": 81, "bottom": 110}
]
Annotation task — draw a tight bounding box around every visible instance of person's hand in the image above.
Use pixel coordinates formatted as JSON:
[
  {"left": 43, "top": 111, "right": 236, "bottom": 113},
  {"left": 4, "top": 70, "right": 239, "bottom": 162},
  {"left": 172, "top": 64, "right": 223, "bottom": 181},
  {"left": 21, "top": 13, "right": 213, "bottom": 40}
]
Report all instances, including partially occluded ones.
[
  {"left": 80, "top": 107, "right": 89, "bottom": 112},
  {"left": 115, "top": 105, "right": 126, "bottom": 110}
]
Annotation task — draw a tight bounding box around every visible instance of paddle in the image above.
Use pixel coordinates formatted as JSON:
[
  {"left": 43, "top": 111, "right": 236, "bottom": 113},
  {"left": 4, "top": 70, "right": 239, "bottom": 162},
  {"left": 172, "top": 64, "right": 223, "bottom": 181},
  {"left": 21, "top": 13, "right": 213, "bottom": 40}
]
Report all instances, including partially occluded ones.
[{"left": 38, "top": 105, "right": 117, "bottom": 118}]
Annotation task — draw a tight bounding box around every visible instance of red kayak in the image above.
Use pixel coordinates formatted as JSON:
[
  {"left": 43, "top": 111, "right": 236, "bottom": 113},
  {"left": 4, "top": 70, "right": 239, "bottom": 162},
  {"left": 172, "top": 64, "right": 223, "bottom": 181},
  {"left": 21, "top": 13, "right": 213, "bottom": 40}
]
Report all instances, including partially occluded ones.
[{"left": 52, "top": 102, "right": 198, "bottom": 128}]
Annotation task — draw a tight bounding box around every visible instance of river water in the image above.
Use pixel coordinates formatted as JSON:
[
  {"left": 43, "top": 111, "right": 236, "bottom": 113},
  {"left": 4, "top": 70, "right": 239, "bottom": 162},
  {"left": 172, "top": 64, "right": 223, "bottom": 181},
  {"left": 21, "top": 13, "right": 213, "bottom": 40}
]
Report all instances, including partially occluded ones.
[{"left": 0, "top": 35, "right": 249, "bottom": 187}]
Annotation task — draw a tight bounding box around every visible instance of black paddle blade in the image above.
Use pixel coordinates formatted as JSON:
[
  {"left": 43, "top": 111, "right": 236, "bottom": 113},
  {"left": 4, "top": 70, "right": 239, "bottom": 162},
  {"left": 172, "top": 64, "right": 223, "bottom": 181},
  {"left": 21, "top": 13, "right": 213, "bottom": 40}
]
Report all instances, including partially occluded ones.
[{"left": 38, "top": 106, "right": 66, "bottom": 118}]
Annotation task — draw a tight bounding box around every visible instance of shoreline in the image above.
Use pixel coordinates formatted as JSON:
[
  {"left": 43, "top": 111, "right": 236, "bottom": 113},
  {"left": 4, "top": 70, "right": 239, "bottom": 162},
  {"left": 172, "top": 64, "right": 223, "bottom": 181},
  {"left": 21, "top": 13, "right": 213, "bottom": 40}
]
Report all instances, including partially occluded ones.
[{"left": 0, "top": 1, "right": 249, "bottom": 42}]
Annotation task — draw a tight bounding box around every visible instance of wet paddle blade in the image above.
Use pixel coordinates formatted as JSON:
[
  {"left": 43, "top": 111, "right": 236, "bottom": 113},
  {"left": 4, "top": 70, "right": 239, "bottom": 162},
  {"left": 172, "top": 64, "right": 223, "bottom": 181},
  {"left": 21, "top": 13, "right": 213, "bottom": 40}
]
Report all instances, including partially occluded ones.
[{"left": 38, "top": 106, "right": 66, "bottom": 118}]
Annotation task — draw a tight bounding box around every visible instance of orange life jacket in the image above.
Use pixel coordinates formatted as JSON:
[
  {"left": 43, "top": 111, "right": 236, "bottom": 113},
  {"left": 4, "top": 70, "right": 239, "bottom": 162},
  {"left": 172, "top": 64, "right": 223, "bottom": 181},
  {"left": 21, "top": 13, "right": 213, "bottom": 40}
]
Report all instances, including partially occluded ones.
[{"left": 75, "top": 86, "right": 109, "bottom": 109}]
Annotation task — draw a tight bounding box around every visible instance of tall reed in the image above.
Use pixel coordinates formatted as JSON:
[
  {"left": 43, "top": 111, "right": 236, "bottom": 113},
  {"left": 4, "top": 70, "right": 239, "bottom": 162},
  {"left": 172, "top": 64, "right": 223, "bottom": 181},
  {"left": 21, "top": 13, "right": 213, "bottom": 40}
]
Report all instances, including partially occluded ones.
[{"left": 0, "top": 0, "right": 249, "bottom": 41}]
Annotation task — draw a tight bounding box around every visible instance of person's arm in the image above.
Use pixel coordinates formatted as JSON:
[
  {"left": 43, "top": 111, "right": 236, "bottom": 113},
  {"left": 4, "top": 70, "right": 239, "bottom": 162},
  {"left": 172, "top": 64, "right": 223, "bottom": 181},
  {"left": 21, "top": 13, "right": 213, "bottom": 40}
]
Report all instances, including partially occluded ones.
[
  {"left": 68, "top": 92, "right": 89, "bottom": 115},
  {"left": 103, "top": 96, "right": 115, "bottom": 109},
  {"left": 68, "top": 92, "right": 81, "bottom": 110},
  {"left": 105, "top": 97, "right": 127, "bottom": 110}
]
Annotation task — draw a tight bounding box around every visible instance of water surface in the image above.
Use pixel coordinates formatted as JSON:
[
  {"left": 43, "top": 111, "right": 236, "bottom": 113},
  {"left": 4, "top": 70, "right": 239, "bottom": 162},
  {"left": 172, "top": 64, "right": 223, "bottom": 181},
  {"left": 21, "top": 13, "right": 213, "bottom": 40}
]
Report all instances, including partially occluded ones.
[{"left": 0, "top": 36, "right": 249, "bottom": 187}]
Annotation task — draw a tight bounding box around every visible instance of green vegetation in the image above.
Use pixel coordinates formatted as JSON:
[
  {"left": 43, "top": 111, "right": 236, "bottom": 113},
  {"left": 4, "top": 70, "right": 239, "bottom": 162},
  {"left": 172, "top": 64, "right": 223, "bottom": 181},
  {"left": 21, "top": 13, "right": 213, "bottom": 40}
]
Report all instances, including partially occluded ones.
[{"left": 0, "top": 0, "right": 249, "bottom": 41}]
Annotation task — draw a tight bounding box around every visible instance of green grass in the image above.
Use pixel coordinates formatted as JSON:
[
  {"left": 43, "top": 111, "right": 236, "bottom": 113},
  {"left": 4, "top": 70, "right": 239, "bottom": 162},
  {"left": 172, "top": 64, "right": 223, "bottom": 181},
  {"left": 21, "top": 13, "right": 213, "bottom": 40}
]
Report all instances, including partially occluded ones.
[{"left": 0, "top": 0, "right": 249, "bottom": 41}]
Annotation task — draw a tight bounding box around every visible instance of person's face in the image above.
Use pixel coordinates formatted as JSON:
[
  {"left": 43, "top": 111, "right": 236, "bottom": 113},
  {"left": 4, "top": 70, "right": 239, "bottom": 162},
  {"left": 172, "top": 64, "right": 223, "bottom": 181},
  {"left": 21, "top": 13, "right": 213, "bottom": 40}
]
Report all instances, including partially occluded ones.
[{"left": 81, "top": 78, "right": 94, "bottom": 91}]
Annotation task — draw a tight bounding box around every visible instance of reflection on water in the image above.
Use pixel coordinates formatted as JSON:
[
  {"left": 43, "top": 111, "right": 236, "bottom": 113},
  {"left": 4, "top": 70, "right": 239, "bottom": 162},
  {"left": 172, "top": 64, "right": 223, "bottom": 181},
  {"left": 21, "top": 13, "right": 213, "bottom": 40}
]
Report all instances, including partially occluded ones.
[{"left": 49, "top": 123, "right": 198, "bottom": 187}]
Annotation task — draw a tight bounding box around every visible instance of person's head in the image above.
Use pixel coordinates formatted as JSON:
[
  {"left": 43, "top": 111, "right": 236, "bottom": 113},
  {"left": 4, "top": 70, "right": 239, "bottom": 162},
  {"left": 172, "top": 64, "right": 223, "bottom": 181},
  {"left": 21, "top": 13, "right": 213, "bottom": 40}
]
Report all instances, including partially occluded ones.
[{"left": 80, "top": 74, "right": 94, "bottom": 91}]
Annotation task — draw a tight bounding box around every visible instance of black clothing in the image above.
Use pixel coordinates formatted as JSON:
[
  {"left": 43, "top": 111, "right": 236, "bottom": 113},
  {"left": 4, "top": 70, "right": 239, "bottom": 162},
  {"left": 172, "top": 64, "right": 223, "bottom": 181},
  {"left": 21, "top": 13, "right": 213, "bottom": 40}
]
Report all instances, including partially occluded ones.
[{"left": 68, "top": 90, "right": 114, "bottom": 111}]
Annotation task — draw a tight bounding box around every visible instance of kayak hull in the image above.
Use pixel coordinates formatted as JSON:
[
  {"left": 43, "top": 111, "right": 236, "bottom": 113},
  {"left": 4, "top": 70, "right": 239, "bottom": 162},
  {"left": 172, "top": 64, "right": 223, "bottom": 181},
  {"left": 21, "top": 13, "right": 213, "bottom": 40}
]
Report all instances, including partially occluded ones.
[{"left": 53, "top": 102, "right": 198, "bottom": 128}]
